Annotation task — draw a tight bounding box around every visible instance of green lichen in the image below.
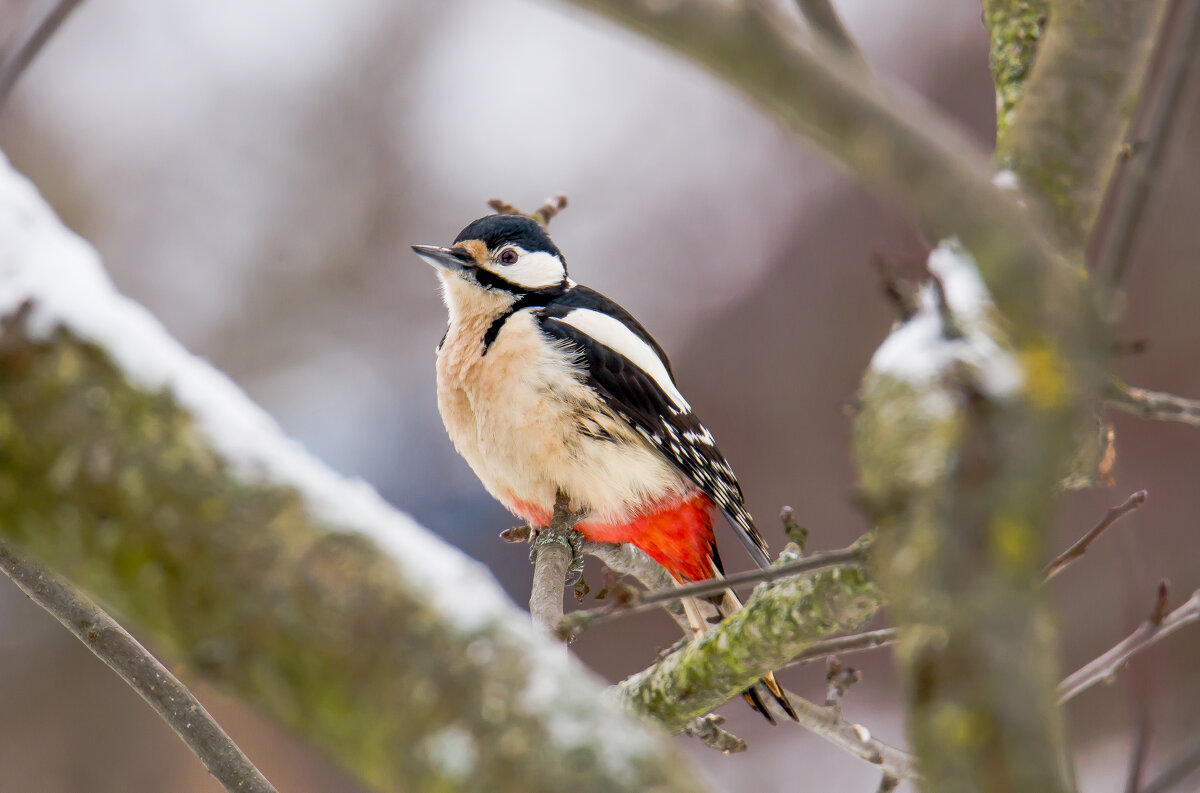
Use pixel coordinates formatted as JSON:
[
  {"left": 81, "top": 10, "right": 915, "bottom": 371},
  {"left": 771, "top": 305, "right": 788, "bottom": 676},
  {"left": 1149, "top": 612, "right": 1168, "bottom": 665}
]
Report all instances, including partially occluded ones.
[
  {"left": 618, "top": 537, "right": 881, "bottom": 730},
  {"left": 982, "top": 0, "right": 1049, "bottom": 164}
]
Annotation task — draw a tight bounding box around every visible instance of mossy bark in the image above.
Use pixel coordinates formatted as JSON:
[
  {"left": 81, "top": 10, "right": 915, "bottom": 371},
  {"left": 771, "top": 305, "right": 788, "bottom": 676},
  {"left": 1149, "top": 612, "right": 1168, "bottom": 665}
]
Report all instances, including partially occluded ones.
[
  {"left": 618, "top": 541, "right": 881, "bottom": 730},
  {"left": 0, "top": 320, "right": 709, "bottom": 793},
  {"left": 982, "top": 0, "right": 1049, "bottom": 160}
]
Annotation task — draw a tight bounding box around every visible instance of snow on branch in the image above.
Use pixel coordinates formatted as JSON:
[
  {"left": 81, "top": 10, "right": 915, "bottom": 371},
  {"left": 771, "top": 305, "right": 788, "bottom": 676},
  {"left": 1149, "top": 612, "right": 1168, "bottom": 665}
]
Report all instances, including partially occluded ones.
[{"left": 0, "top": 152, "right": 710, "bottom": 793}]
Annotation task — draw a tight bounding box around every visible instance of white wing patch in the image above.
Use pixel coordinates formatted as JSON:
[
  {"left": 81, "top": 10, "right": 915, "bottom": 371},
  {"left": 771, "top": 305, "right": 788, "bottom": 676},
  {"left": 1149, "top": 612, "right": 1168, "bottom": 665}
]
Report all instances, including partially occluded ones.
[{"left": 551, "top": 308, "right": 692, "bottom": 412}]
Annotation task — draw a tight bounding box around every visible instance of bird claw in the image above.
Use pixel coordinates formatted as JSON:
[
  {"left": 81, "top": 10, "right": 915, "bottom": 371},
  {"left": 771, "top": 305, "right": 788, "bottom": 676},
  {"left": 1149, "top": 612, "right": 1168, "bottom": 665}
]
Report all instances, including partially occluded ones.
[{"left": 529, "top": 527, "right": 585, "bottom": 586}]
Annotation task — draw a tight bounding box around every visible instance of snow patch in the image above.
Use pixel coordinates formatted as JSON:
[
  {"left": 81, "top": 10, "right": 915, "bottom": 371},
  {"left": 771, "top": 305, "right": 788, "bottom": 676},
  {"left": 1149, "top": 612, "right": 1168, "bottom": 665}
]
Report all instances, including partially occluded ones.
[
  {"left": 0, "top": 150, "right": 503, "bottom": 632},
  {"left": 870, "top": 241, "right": 1022, "bottom": 413}
]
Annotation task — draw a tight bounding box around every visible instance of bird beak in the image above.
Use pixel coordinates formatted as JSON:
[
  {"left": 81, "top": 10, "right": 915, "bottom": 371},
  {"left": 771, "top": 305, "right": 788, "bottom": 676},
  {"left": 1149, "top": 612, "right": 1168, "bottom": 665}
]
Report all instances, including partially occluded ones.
[{"left": 412, "top": 244, "right": 474, "bottom": 272}]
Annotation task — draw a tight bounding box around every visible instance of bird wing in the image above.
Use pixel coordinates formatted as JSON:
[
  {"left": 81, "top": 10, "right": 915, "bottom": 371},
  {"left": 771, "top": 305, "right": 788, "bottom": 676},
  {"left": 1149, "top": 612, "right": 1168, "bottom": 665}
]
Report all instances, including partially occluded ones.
[{"left": 536, "top": 286, "right": 771, "bottom": 569}]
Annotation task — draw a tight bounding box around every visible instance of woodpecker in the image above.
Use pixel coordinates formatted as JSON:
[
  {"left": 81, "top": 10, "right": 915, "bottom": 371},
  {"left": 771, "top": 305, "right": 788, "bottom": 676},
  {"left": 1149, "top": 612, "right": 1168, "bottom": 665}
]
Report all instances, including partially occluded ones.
[{"left": 413, "top": 213, "right": 795, "bottom": 722}]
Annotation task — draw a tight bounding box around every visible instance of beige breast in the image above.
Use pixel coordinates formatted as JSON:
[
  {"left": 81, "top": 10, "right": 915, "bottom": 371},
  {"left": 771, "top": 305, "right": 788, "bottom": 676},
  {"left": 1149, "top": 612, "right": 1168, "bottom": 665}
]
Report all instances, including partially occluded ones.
[{"left": 435, "top": 308, "right": 689, "bottom": 526}]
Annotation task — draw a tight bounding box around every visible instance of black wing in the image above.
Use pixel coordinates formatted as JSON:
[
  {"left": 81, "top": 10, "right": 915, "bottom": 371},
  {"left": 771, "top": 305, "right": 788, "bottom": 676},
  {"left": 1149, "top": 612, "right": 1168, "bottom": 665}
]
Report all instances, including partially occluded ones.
[{"left": 537, "top": 286, "right": 771, "bottom": 569}]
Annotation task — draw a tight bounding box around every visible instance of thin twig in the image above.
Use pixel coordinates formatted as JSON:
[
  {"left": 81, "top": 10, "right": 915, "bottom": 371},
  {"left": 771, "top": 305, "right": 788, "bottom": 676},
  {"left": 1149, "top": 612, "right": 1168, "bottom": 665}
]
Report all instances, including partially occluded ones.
[
  {"left": 1141, "top": 733, "right": 1200, "bottom": 793},
  {"left": 486, "top": 196, "right": 569, "bottom": 227},
  {"left": 824, "top": 657, "right": 861, "bottom": 718},
  {"left": 782, "top": 687, "right": 916, "bottom": 783},
  {"left": 565, "top": 545, "right": 867, "bottom": 629},
  {"left": 1107, "top": 379, "right": 1200, "bottom": 427},
  {"left": 792, "top": 0, "right": 867, "bottom": 65},
  {"left": 1094, "top": 0, "right": 1200, "bottom": 284},
  {"left": 0, "top": 539, "right": 278, "bottom": 793},
  {"left": 783, "top": 627, "right": 898, "bottom": 670},
  {"left": 0, "top": 0, "right": 86, "bottom": 109},
  {"left": 1043, "top": 490, "right": 1148, "bottom": 580},
  {"left": 1059, "top": 588, "right": 1200, "bottom": 703}
]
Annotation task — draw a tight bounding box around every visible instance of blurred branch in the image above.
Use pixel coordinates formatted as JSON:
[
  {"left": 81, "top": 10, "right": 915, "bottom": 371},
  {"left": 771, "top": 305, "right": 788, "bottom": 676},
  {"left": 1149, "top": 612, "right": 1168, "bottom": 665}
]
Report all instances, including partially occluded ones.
[
  {"left": 1107, "top": 379, "right": 1200, "bottom": 427},
  {"left": 1003, "top": 0, "right": 1167, "bottom": 252},
  {"left": 0, "top": 539, "right": 278, "bottom": 793},
  {"left": 792, "top": 0, "right": 866, "bottom": 65},
  {"left": 1094, "top": 0, "right": 1200, "bottom": 284},
  {"left": 1058, "top": 588, "right": 1200, "bottom": 704},
  {"left": 552, "top": 0, "right": 1081, "bottom": 342},
  {"left": 1142, "top": 733, "right": 1200, "bottom": 793},
  {"left": 0, "top": 0, "right": 85, "bottom": 109},
  {"left": 1043, "top": 489, "right": 1147, "bottom": 581}
]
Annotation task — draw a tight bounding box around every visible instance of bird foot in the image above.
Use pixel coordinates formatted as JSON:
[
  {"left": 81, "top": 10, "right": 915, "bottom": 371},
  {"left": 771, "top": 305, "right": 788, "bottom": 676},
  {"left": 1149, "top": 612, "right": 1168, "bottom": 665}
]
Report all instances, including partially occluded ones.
[{"left": 529, "top": 492, "right": 588, "bottom": 586}]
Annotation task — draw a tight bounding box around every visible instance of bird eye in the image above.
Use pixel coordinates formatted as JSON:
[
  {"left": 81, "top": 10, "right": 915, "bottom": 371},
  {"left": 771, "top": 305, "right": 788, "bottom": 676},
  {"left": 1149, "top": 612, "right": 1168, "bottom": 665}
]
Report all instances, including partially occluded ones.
[{"left": 498, "top": 249, "right": 518, "bottom": 265}]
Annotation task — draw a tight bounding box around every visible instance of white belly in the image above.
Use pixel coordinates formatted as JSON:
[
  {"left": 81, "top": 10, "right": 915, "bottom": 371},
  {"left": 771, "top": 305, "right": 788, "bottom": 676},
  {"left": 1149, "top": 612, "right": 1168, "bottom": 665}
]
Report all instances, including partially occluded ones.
[{"left": 436, "top": 311, "right": 688, "bottom": 525}]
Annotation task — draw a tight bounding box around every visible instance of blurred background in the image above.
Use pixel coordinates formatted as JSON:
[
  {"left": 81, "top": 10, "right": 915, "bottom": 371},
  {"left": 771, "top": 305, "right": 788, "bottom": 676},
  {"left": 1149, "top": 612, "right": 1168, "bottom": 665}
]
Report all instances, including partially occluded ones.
[{"left": 0, "top": 0, "right": 1197, "bottom": 790}]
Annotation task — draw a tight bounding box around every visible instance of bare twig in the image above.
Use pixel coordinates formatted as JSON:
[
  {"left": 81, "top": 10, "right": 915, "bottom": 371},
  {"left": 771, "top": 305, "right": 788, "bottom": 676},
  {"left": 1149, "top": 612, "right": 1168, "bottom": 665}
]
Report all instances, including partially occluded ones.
[
  {"left": 0, "top": 539, "right": 278, "bottom": 793},
  {"left": 532, "top": 195, "right": 569, "bottom": 226},
  {"left": 793, "top": 0, "right": 866, "bottom": 65},
  {"left": 0, "top": 0, "right": 86, "bottom": 109},
  {"left": 784, "top": 627, "right": 897, "bottom": 670},
  {"left": 824, "top": 657, "right": 861, "bottom": 718},
  {"left": 1094, "top": 0, "right": 1200, "bottom": 284},
  {"left": 1141, "top": 733, "right": 1200, "bottom": 793},
  {"left": 1107, "top": 379, "right": 1200, "bottom": 427},
  {"left": 529, "top": 492, "right": 587, "bottom": 632},
  {"left": 581, "top": 540, "right": 690, "bottom": 634},
  {"left": 1059, "top": 588, "right": 1200, "bottom": 703},
  {"left": 782, "top": 687, "right": 916, "bottom": 783},
  {"left": 683, "top": 714, "right": 747, "bottom": 754},
  {"left": 1043, "top": 490, "right": 1148, "bottom": 580},
  {"left": 486, "top": 196, "right": 568, "bottom": 227}
]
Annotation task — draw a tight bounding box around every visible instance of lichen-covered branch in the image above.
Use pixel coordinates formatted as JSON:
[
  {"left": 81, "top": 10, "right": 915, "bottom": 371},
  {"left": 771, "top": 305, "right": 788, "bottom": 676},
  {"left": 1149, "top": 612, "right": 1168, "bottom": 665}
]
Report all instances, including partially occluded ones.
[
  {"left": 1002, "top": 0, "right": 1167, "bottom": 251},
  {"left": 0, "top": 154, "right": 711, "bottom": 793},
  {"left": 0, "top": 539, "right": 278, "bottom": 793},
  {"left": 981, "top": 0, "right": 1049, "bottom": 154},
  {"left": 616, "top": 540, "right": 880, "bottom": 730}
]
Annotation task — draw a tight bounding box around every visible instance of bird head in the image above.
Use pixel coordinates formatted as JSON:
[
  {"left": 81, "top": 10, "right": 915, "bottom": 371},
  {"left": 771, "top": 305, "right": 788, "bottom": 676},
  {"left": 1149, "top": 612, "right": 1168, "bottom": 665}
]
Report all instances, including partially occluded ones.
[{"left": 413, "top": 215, "right": 569, "bottom": 319}]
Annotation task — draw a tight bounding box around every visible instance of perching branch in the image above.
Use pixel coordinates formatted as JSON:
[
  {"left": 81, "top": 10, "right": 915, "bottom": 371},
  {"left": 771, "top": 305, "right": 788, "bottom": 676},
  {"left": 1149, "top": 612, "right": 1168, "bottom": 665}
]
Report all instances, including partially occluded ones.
[
  {"left": 528, "top": 492, "right": 587, "bottom": 631},
  {"left": 0, "top": 0, "right": 86, "bottom": 109},
  {"left": 0, "top": 539, "right": 278, "bottom": 793},
  {"left": 682, "top": 714, "right": 747, "bottom": 754},
  {"left": 1043, "top": 490, "right": 1148, "bottom": 580},
  {"left": 1058, "top": 588, "right": 1200, "bottom": 704},
  {"left": 1107, "top": 379, "right": 1200, "bottom": 427}
]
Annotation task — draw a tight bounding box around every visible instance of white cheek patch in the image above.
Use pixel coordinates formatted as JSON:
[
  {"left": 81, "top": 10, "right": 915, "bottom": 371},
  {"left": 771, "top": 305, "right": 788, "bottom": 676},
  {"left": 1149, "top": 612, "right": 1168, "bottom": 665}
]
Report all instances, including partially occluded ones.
[
  {"left": 484, "top": 249, "right": 564, "bottom": 290},
  {"left": 551, "top": 308, "right": 691, "bottom": 412}
]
